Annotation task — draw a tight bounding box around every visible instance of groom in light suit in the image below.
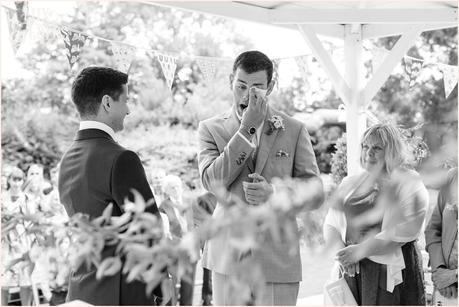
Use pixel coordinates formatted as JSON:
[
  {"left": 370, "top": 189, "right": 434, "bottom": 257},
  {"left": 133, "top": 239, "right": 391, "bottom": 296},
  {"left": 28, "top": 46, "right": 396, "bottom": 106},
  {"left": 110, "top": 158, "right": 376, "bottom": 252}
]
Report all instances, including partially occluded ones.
[{"left": 198, "top": 50, "right": 324, "bottom": 305}]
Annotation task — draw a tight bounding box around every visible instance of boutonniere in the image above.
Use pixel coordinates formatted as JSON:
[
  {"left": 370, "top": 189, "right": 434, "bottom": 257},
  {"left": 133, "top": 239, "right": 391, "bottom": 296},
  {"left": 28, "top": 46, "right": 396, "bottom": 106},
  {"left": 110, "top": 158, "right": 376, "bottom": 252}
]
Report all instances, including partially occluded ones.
[{"left": 266, "top": 115, "right": 285, "bottom": 135}]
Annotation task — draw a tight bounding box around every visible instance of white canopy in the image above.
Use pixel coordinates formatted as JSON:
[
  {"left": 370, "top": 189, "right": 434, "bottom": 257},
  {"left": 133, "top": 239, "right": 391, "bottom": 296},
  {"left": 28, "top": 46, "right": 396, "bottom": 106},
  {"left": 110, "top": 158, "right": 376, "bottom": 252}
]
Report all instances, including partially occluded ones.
[{"left": 150, "top": 1, "right": 458, "bottom": 174}]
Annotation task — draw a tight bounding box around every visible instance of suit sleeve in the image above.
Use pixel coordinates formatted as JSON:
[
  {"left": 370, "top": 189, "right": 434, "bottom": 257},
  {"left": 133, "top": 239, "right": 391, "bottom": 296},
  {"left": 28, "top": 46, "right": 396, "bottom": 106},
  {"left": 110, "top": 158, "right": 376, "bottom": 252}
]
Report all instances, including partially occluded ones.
[
  {"left": 425, "top": 185, "right": 447, "bottom": 269},
  {"left": 198, "top": 121, "right": 254, "bottom": 192},
  {"left": 293, "top": 124, "right": 324, "bottom": 209},
  {"left": 112, "top": 150, "right": 159, "bottom": 217}
]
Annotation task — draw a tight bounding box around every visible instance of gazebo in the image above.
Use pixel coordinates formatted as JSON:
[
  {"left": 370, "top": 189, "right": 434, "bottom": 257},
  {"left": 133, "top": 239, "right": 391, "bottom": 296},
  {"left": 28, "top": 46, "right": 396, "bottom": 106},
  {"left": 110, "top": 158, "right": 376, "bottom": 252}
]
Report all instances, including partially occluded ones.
[{"left": 150, "top": 1, "right": 458, "bottom": 175}]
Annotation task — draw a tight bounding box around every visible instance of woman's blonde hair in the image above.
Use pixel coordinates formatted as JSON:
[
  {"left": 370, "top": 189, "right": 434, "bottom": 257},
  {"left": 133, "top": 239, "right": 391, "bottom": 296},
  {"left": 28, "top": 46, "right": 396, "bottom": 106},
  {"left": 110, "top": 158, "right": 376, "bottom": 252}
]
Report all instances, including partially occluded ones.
[{"left": 360, "top": 123, "right": 409, "bottom": 174}]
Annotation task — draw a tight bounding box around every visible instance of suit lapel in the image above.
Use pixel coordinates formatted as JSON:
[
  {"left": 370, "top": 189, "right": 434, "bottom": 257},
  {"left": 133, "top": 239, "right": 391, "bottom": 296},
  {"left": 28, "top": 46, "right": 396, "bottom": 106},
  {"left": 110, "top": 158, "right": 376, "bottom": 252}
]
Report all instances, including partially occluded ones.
[
  {"left": 255, "top": 108, "right": 279, "bottom": 174},
  {"left": 222, "top": 107, "right": 240, "bottom": 142}
]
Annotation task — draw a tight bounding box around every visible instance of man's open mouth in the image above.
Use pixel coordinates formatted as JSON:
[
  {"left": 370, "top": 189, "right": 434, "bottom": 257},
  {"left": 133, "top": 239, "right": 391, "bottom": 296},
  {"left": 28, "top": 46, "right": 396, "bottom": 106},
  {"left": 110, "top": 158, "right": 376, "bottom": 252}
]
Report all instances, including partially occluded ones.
[{"left": 240, "top": 104, "right": 248, "bottom": 111}]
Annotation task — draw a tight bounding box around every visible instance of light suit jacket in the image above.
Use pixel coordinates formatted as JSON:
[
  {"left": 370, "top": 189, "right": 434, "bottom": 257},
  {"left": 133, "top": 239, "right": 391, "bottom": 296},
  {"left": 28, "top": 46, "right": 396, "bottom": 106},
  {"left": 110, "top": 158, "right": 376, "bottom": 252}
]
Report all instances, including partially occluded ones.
[
  {"left": 197, "top": 106, "right": 322, "bottom": 282},
  {"left": 425, "top": 167, "right": 458, "bottom": 270}
]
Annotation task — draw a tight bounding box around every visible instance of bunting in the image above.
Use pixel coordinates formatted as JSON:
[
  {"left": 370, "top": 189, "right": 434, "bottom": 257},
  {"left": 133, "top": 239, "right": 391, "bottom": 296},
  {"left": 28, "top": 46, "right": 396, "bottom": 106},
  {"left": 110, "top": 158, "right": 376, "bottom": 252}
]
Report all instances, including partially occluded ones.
[
  {"left": 60, "top": 27, "right": 88, "bottom": 70},
  {"left": 196, "top": 57, "right": 218, "bottom": 82},
  {"left": 156, "top": 52, "right": 178, "bottom": 90},
  {"left": 402, "top": 56, "right": 424, "bottom": 87},
  {"left": 6, "top": 6, "right": 28, "bottom": 54},
  {"left": 438, "top": 64, "right": 458, "bottom": 98},
  {"left": 1, "top": 4, "right": 457, "bottom": 98},
  {"left": 110, "top": 42, "right": 136, "bottom": 74}
]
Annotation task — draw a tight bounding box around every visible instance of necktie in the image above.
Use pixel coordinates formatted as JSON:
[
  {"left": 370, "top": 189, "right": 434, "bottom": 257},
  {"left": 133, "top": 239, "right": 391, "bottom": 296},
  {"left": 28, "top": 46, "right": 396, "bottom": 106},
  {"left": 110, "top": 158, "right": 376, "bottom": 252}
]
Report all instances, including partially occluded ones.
[{"left": 252, "top": 133, "right": 258, "bottom": 164}]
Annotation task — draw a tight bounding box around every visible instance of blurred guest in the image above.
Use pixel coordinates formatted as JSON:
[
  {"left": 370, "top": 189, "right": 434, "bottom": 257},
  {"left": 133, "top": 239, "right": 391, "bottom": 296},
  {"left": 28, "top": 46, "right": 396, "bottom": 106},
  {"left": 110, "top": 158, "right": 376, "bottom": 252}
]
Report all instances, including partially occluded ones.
[
  {"left": 1, "top": 167, "right": 31, "bottom": 305},
  {"left": 150, "top": 168, "right": 167, "bottom": 204},
  {"left": 324, "top": 123, "right": 428, "bottom": 305},
  {"left": 425, "top": 167, "right": 458, "bottom": 304},
  {"left": 23, "top": 163, "right": 51, "bottom": 209},
  {"left": 160, "top": 174, "right": 193, "bottom": 305},
  {"left": 193, "top": 191, "right": 217, "bottom": 306}
]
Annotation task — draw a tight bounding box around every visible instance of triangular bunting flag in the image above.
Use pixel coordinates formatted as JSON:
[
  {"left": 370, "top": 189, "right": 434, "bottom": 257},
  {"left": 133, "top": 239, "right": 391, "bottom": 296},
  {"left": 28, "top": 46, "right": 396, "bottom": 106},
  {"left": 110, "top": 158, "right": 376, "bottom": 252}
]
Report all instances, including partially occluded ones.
[
  {"left": 196, "top": 57, "right": 218, "bottom": 82},
  {"left": 402, "top": 56, "right": 424, "bottom": 87},
  {"left": 156, "top": 52, "right": 178, "bottom": 91},
  {"left": 272, "top": 59, "right": 281, "bottom": 90},
  {"left": 371, "top": 47, "right": 389, "bottom": 73},
  {"left": 60, "top": 27, "right": 88, "bottom": 70},
  {"left": 438, "top": 64, "right": 458, "bottom": 98},
  {"left": 295, "top": 55, "right": 310, "bottom": 85},
  {"left": 5, "top": 8, "right": 28, "bottom": 55},
  {"left": 110, "top": 42, "right": 136, "bottom": 74}
]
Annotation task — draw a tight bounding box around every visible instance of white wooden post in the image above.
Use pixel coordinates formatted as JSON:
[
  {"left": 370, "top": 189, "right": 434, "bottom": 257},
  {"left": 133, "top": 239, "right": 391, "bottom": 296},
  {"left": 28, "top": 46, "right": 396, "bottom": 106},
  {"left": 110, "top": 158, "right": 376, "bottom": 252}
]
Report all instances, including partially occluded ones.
[
  {"left": 296, "top": 24, "right": 350, "bottom": 105},
  {"left": 344, "top": 24, "right": 366, "bottom": 175}
]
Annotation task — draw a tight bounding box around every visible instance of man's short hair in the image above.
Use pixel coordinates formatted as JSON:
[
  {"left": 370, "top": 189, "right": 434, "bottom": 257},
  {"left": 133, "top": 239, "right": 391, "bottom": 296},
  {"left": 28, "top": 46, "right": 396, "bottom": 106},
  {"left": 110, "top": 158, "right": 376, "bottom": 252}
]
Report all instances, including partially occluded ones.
[
  {"left": 232, "top": 50, "right": 273, "bottom": 83},
  {"left": 71, "top": 66, "right": 128, "bottom": 117}
]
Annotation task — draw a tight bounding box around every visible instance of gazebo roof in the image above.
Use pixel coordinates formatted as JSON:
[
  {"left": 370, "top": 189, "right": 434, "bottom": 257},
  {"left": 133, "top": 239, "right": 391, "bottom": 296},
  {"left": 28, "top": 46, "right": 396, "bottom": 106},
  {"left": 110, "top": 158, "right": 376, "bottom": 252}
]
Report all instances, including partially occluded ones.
[{"left": 151, "top": 1, "right": 457, "bottom": 38}]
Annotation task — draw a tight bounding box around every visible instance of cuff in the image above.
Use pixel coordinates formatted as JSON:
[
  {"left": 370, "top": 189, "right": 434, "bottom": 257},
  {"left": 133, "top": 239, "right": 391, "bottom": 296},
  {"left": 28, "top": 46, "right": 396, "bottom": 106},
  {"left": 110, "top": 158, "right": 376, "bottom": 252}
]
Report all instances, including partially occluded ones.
[{"left": 237, "top": 131, "right": 256, "bottom": 148}]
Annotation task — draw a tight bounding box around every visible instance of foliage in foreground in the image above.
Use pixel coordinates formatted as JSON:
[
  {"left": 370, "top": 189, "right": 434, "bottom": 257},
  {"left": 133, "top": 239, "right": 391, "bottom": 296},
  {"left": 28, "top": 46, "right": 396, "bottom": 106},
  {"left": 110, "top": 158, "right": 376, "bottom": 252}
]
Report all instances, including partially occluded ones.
[{"left": 2, "top": 178, "right": 324, "bottom": 305}]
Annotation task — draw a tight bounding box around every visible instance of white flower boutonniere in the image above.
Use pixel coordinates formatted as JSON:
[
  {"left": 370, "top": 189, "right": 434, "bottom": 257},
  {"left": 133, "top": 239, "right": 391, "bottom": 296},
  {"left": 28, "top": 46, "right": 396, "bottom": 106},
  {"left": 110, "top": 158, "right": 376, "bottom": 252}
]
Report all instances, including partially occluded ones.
[{"left": 267, "top": 115, "right": 285, "bottom": 135}]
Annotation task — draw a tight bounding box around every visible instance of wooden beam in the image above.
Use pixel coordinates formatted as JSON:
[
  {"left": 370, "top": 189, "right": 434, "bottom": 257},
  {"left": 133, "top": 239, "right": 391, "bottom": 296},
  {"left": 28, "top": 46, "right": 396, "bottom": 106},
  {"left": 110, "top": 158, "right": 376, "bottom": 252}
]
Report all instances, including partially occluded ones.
[
  {"left": 362, "top": 25, "right": 425, "bottom": 106},
  {"left": 271, "top": 8, "right": 457, "bottom": 24},
  {"left": 344, "top": 25, "right": 366, "bottom": 175},
  {"left": 363, "top": 23, "right": 458, "bottom": 39},
  {"left": 297, "top": 24, "right": 350, "bottom": 105},
  {"left": 150, "top": 1, "right": 271, "bottom": 23},
  {"left": 149, "top": 1, "right": 345, "bottom": 37}
]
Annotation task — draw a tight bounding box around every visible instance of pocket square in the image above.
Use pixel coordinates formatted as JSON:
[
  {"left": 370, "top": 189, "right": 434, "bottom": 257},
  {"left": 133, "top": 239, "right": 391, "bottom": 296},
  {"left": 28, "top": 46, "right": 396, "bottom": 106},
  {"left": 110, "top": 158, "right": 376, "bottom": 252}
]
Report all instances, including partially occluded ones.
[{"left": 276, "top": 150, "right": 290, "bottom": 158}]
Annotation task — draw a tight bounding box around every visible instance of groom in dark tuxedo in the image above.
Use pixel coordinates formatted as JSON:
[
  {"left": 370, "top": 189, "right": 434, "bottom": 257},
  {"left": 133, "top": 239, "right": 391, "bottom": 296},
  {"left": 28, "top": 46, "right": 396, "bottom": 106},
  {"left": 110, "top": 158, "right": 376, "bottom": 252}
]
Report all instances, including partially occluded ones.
[{"left": 58, "top": 66, "right": 162, "bottom": 305}]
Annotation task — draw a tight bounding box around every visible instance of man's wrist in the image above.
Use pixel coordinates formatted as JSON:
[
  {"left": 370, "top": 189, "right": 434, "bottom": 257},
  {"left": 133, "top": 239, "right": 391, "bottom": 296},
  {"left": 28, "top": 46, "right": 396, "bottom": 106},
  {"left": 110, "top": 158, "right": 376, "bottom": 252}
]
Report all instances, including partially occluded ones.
[{"left": 239, "top": 124, "right": 255, "bottom": 140}]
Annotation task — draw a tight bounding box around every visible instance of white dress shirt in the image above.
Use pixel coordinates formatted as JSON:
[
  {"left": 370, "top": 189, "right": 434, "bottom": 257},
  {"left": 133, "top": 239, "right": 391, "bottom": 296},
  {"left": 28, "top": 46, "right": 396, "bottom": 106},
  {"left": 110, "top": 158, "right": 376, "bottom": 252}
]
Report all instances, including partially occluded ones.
[
  {"left": 79, "top": 121, "right": 116, "bottom": 141},
  {"left": 236, "top": 110, "right": 265, "bottom": 149}
]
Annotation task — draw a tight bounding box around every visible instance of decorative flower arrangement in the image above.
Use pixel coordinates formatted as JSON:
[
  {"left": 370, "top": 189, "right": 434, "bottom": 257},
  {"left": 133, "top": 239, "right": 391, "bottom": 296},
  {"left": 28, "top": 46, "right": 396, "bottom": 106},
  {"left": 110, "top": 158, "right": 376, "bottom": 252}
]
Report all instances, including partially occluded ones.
[{"left": 266, "top": 115, "right": 285, "bottom": 135}]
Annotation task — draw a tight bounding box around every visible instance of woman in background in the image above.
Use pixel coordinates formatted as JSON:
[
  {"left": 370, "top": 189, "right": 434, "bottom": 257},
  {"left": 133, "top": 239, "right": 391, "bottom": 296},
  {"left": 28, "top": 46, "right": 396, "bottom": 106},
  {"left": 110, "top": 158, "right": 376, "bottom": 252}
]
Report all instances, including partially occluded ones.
[{"left": 324, "top": 123, "right": 428, "bottom": 305}]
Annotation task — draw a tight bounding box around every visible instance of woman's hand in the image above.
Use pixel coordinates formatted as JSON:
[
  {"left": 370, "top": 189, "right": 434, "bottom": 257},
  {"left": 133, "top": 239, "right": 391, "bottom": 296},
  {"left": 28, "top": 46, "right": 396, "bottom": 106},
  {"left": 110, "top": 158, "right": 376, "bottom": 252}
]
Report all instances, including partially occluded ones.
[
  {"left": 432, "top": 267, "right": 457, "bottom": 293},
  {"left": 336, "top": 244, "right": 365, "bottom": 267}
]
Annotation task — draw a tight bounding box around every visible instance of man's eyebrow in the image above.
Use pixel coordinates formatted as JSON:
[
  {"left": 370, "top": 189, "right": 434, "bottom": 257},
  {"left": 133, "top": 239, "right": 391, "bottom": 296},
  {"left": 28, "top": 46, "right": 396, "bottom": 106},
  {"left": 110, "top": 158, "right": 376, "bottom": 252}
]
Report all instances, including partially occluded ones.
[{"left": 236, "top": 79, "right": 247, "bottom": 84}]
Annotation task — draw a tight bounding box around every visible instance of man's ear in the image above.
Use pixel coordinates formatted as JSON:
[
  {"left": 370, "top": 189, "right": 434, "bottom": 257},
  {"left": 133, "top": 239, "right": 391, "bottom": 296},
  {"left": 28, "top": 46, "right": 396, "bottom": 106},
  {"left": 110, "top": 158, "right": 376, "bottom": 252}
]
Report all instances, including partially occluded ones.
[
  {"left": 229, "top": 73, "right": 234, "bottom": 91},
  {"left": 266, "top": 79, "right": 275, "bottom": 96},
  {"left": 100, "top": 95, "right": 111, "bottom": 112}
]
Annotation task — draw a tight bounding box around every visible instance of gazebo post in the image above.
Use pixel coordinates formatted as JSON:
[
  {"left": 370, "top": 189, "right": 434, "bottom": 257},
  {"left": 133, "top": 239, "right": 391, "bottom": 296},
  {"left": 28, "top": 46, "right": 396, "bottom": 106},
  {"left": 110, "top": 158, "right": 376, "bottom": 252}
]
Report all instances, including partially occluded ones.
[
  {"left": 344, "top": 24, "right": 366, "bottom": 175},
  {"left": 296, "top": 24, "right": 350, "bottom": 105}
]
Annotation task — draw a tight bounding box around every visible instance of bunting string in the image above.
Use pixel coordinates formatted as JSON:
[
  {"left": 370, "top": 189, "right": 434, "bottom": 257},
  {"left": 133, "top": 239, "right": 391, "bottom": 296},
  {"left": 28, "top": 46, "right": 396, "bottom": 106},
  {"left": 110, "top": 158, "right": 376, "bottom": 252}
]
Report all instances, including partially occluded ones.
[{"left": 1, "top": 4, "right": 457, "bottom": 97}]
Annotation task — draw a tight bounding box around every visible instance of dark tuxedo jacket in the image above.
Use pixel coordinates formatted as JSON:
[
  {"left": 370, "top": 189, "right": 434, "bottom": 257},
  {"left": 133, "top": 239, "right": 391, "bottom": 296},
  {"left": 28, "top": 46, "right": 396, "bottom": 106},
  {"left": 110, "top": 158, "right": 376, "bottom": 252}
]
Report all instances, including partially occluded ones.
[{"left": 58, "top": 129, "right": 161, "bottom": 305}]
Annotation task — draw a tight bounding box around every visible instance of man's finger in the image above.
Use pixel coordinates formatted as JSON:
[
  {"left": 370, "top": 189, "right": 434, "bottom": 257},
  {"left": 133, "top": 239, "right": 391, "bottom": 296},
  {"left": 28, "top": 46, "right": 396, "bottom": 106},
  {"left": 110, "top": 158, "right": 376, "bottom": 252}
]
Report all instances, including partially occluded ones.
[
  {"left": 451, "top": 286, "right": 457, "bottom": 298},
  {"left": 248, "top": 173, "right": 265, "bottom": 182}
]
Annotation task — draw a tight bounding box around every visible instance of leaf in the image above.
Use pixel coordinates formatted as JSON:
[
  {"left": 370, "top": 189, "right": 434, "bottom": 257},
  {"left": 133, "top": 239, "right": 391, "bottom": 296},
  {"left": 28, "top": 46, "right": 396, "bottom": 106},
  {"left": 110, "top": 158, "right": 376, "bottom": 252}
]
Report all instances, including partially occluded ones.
[
  {"left": 96, "top": 256, "right": 122, "bottom": 279},
  {"left": 160, "top": 278, "right": 174, "bottom": 305},
  {"left": 131, "top": 189, "right": 146, "bottom": 213},
  {"left": 126, "top": 262, "right": 149, "bottom": 283},
  {"left": 111, "top": 212, "right": 132, "bottom": 228}
]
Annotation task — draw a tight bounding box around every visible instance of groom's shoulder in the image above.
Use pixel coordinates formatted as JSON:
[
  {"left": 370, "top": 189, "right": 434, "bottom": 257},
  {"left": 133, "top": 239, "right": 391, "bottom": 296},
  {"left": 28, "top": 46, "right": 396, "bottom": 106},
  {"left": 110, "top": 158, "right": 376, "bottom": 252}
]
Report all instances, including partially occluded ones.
[
  {"left": 199, "top": 109, "right": 232, "bottom": 127},
  {"left": 271, "top": 108, "right": 305, "bottom": 132}
]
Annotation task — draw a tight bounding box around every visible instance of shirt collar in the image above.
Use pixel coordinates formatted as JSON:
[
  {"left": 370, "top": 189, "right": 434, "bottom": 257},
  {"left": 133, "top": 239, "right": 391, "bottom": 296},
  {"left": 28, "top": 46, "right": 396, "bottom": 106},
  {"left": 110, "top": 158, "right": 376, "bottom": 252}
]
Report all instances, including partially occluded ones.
[{"left": 79, "top": 121, "right": 116, "bottom": 140}]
